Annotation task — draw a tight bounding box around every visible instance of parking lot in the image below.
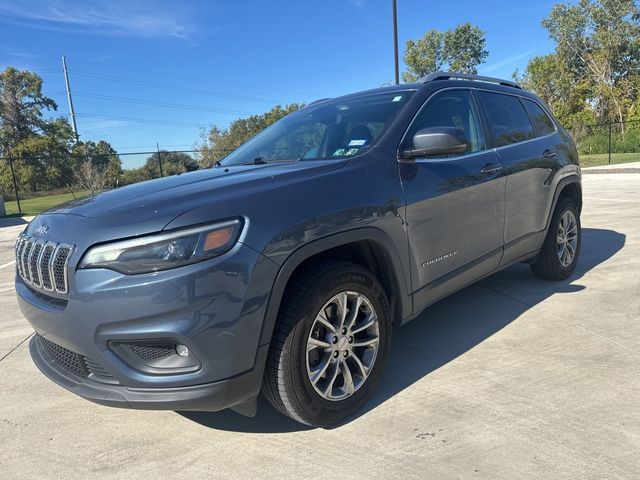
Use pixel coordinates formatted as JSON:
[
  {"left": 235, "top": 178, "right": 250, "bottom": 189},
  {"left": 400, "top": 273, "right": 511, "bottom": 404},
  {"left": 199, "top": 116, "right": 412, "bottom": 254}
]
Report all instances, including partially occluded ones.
[{"left": 0, "top": 173, "right": 639, "bottom": 480}]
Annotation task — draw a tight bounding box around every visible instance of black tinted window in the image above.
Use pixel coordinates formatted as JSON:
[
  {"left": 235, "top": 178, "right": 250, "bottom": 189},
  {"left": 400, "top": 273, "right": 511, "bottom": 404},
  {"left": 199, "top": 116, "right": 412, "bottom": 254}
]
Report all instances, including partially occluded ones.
[
  {"left": 406, "top": 89, "right": 485, "bottom": 155},
  {"left": 523, "top": 99, "right": 556, "bottom": 137},
  {"left": 479, "top": 92, "right": 535, "bottom": 147}
]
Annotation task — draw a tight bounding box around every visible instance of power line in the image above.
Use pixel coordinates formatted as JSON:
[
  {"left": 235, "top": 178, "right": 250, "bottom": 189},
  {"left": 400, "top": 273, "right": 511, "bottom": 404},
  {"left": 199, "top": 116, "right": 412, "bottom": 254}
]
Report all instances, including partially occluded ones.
[
  {"left": 47, "top": 90, "right": 255, "bottom": 115},
  {"left": 69, "top": 68, "right": 290, "bottom": 104},
  {"left": 74, "top": 113, "right": 207, "bottom": 128},
  {"left": 66, "top": 67, "right": 319, "bottom": 98}
]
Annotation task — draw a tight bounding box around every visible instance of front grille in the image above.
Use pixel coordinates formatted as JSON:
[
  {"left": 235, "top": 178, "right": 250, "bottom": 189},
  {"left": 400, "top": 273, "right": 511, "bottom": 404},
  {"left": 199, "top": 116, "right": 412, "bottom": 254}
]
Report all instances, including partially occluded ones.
[
  {"left": 38, "top": 335, "right": 87, "bottom": 378},
  {"left": 37, "top": 335, "right": 116, "bottom": 383},
  {"left": 15, "top": 236, "right": 74, "bottom": 294},
  {"left": 129, "top": 344, "right": 176, "bottom": 362},
  {"left": 83, "top": 357, "right": 116, "bottom": 382}
]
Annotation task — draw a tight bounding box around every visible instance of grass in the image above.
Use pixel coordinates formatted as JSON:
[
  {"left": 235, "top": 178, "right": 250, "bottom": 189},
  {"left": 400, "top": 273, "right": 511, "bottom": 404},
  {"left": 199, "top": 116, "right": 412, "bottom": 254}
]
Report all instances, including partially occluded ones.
[
  {"left": 579, "top": 152, "right": 640, "bottom": 168},
  {"left": 3, "top": 190, "right": 90, "bottom": 217}
]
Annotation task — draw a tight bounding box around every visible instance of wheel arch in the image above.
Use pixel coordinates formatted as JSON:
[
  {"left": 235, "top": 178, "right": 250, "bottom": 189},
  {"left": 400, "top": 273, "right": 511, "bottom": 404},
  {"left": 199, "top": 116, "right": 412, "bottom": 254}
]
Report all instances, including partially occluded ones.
[
  {"left": 257, "top": 228, "right": 412, "bottom": 347},
  {"left": 536, "top": 174, "right": 582, "bottom": 253}
]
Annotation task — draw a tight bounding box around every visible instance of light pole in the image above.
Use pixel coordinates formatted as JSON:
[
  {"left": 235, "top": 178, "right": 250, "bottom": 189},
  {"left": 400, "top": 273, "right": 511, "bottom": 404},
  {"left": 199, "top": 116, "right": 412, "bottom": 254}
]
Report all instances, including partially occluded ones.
[{"left": 392, "top": 0, "right": 400, "bottom": 85}]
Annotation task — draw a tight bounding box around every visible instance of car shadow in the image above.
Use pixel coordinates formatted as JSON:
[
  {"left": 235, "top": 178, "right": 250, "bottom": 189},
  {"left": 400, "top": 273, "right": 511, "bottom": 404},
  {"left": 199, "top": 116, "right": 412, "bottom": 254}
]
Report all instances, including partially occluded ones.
[
  {"left": 179, "top": 228, "right": 625, "bottom": 433},
  {"left": 0, "top": 216, "right": 29, "bottom": 228}
]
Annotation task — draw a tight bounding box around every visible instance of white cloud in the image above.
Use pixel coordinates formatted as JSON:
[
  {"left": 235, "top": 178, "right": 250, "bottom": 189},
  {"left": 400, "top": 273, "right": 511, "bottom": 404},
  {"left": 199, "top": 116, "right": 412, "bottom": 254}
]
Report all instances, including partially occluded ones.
[{"left": 0, "top": 0, "right": 196, "bottom": 40}]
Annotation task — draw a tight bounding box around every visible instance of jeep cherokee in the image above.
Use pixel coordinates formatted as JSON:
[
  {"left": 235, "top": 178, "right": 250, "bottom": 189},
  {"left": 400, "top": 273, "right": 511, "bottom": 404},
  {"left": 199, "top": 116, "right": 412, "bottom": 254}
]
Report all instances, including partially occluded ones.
[{"left": 15, "top": 72, "right": 582, "bottom": 427}]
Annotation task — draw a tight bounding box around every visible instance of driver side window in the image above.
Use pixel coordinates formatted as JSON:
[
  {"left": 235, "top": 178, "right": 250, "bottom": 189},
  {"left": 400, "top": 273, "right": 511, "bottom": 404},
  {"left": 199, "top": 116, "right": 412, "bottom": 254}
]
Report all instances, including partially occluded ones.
[{"left": 405, "top": 89, "right": 485, "bottom": 157}]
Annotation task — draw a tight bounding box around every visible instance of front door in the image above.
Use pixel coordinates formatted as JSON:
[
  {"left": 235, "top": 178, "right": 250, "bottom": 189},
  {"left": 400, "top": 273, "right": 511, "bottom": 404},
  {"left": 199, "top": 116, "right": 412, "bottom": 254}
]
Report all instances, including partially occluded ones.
[{"left": 399, "top": 89, "right": 506, "bottom": 311}]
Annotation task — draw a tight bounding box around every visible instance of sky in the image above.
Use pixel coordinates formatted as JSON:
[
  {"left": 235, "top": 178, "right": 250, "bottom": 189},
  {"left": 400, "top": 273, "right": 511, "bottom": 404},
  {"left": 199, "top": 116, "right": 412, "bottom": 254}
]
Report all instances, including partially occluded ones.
[{"left": 0, "top": 0, "right": 558, "bottom": 168}]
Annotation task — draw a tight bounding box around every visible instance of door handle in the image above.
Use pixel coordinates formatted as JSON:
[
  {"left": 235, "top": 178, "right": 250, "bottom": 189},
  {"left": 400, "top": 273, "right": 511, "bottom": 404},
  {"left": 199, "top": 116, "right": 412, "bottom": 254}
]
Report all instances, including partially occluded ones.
[
  {"left": 543, "top": 150, "right": 558, "bottom": 159},
  {"left": 480, "top": 163, "right": 503, "bottom": 175}
]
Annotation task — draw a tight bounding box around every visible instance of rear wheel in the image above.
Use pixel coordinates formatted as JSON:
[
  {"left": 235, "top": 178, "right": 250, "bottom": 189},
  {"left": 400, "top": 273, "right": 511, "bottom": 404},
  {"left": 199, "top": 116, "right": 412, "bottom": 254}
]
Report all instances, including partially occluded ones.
[
  {"left": 531, "top": 197, "right": 581, "bottom": 280},
  {"left": 262, "top": 261, "right": 391, "bottom": 427}
]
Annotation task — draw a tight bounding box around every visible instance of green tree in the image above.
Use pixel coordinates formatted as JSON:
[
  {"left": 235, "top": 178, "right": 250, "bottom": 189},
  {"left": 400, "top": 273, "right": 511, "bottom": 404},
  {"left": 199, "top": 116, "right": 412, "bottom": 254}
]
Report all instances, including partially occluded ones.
[
  {"left": 516, "top": 54, "right": 594, "bottom": 128},
  {"left": 403, "top": 23, "right": 488, "bottom": 82},
  {"left": 143, "top": 151, "right": 198, "bottom": 178},
  {"left": 2, "top": 118, "right": 76, "bottom": 192},
  {"left": 0, "top": 67, "right": 57, "bottom": 155},
  {"left": 71, "top": 140, "right": 122, "bottom": 187},
  {"left": 525, "top": 0, "right": 640, "bottom": 128},
  {"left": 200, "top": 103, "right": 304, "bottom": 167}
]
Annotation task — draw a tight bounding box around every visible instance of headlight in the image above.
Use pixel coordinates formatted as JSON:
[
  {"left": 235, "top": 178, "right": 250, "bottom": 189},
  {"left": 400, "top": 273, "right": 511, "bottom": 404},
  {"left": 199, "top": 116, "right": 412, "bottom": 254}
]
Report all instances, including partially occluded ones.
[{"left": 79, "top": 219, "right": 242, "bottom": 275}]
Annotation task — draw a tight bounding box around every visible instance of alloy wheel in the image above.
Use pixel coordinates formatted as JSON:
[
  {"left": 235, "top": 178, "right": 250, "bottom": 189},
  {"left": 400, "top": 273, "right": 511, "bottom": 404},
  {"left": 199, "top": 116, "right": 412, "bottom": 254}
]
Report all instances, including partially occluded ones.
[
  {"left": 557, "top": 210, "right": 578, "bottom": 267},
  {"left": 305, "top": 291, "right": 380, "bottom": 401}
]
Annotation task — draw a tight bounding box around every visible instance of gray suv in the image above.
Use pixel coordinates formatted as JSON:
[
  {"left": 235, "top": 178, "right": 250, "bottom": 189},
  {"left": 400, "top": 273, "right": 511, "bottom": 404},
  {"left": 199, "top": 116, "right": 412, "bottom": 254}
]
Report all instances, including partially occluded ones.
[{"left": 15, "top": 72, "right": 581, "bottom": 427}]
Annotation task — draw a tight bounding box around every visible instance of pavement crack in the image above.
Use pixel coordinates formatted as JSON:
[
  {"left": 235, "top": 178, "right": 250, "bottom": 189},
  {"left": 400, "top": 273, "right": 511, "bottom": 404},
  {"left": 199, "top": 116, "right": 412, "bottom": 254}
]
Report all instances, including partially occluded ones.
[
  {"left": 479, "top": 283, "right": 640, "bottom": 358},
  {"left": 0, "top": 332, "right": 34, "bottom": 363}
]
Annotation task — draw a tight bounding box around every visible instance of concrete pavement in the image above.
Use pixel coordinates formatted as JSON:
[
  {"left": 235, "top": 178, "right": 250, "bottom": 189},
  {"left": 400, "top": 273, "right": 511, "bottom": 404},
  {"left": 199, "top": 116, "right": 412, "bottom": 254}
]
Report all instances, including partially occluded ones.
[{"left": 0, "top": 174, "right": 638, "bottom": 480}]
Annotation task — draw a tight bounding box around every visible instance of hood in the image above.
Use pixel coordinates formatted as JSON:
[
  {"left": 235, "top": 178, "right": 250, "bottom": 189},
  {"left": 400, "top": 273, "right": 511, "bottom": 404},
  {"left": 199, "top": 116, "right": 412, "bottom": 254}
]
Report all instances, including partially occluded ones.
[{"left": 27, "top": 160, "right": 347, "bottom": 247}]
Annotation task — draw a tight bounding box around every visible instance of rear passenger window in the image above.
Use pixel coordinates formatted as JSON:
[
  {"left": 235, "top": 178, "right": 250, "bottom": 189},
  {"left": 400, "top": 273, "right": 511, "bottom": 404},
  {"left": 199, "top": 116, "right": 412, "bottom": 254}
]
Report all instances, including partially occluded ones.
[
  {"left": 479, "top": 92, "right": 535, "bottom": 147},
  {"left": 523, "top": 99, "right": 556, "bottom": 137}
]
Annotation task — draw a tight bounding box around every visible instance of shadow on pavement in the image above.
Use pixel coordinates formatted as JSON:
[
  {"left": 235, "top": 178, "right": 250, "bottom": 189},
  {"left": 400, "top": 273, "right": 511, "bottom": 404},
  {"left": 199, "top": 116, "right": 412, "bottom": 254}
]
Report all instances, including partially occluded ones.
[
  {"left": 0, "top": 216, "right": 29, "bottom": 228},
  {"left": 180, "top": 228, "right": 625, "bottom": 433}
]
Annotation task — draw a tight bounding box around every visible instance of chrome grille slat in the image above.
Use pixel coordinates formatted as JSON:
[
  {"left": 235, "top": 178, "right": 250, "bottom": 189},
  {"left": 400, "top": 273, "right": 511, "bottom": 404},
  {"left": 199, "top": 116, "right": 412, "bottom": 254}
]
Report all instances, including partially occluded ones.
[
  {"left": 29, "top": 242, "right": 44, "bottom": 287},
  {"left": 15, "top": 234, "right": 74, "bottom": 295},
  {"left": 22, "top": 241, "right": 33, "bottom": 282}
]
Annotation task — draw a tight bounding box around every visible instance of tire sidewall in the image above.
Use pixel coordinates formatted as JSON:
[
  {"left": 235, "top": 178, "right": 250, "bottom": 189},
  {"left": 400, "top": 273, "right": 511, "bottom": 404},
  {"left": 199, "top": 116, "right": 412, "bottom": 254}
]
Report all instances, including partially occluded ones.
[
  {"left": 551, "top": 198, "right": 581, "bottom": 276},
  {"left": 285, "top": 268, "right": 391, "bottom": 426}
]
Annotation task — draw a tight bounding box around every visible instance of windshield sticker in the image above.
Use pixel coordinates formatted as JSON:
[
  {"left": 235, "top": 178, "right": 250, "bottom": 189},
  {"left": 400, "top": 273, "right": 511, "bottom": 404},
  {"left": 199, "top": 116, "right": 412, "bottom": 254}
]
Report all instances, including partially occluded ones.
[
  {"left": 392, "top": 95, "right": 403, "bottom": 102},
  {"left": 332, "top": 148, "right": 346, "bottom": 156},
  {"left": 345, "top": 148, "right": 359, "bottom": 156},
  {"left": 348, "top": 139, "right": 367, "bottom": 147}
]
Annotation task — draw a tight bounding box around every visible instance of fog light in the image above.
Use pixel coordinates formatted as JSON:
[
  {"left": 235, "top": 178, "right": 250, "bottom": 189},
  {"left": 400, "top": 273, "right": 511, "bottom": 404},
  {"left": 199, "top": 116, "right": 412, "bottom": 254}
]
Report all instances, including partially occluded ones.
[{"left": 175, "top": 344, "right": 189, "bottom": 357}]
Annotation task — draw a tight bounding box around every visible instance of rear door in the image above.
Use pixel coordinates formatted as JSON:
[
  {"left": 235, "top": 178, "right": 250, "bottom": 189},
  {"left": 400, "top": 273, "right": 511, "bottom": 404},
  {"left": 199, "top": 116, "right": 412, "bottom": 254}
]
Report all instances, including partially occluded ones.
[
  {"left": 399, "top": 88, "right": 506, "bottom": 311},
  {"left": 477, "top": 91, "right": 562, "bottom": 265}
]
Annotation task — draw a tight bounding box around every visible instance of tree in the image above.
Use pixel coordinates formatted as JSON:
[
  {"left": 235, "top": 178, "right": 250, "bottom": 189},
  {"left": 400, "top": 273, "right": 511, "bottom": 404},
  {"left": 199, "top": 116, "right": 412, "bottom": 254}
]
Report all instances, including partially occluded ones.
[
  {"left": 0, "top": 67, "right": 76, "bottom": 194},
  {"left": 71, "top": 140, "right": 122, "bottom": 187},
  {"left": 516, "top": 54, "right": 594, "bottom": 128},
  {"left": 1, "top": 118, "right": 76, "bottom": 193},
  {"left": 200, "top": 103, "right": 304, "bottom": 167},
  {"left": 75, "top": 160, "right": 107, "bottom": 195},
  {"left": 403, "top": 23, "right": 488, "bottom": 82},
  {"left": 524, "top": 0, "right": 640, "bottom": 128},
  {"left": 143, "top": 151, "right": 198, "bottom": 178},
  {"left": 0, "top": 67, "right": 57, "bottom": 155}
]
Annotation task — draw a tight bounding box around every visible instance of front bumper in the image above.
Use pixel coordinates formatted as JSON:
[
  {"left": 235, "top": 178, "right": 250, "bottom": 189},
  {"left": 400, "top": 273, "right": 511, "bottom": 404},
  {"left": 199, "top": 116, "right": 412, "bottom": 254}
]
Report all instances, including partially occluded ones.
[
  {"left": 30, "top": 334, "right": 268, "bottom": 411},
  {"left": 17, "top": 240, "right": 279, "bottom": 412}
]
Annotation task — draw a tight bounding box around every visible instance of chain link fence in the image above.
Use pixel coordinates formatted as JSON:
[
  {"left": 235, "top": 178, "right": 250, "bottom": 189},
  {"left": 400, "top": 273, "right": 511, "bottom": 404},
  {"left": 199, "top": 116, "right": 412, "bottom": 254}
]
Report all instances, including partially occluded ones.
[
  {"left": 2, "top": 120, "right": 640, "bottom": 217},
  {"left": 570, "top": 119, "right": 640, "bottom": 167},
  {"left": 0, "top": 148, "right": 211, "bottom": 217}
]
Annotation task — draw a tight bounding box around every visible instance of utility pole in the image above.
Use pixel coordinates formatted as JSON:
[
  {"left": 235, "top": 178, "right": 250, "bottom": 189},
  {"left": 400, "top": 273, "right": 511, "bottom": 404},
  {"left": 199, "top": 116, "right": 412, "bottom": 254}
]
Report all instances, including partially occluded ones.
[
  {"left": 62, "top": 56, "right": 79, "bottom": 142},
  {"left": 392, "top": 0, "right": 400, "bottom": 85},
  {"left": 156, "top": 142, "right": 164, "bottom": 177}
]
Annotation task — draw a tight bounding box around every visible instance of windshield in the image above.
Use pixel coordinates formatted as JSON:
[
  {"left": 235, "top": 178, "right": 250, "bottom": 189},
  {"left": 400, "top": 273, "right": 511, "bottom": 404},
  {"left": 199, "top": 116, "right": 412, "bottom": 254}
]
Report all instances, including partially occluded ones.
[{"left": 219, "top": 90, "right": 416, "bottom": 166}]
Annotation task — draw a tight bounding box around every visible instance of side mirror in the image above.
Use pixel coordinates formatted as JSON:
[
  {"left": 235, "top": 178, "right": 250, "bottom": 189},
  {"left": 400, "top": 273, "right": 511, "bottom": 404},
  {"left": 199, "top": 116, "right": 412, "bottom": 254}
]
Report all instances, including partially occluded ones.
[{"left": 402, "top": 127, "right": 469, "bottom": 158}]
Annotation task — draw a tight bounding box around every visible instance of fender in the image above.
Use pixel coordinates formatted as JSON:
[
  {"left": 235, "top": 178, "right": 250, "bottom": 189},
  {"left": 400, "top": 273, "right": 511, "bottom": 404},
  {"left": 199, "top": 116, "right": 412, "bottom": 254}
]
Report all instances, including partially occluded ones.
[
  {"left": 257, "top": 227, "right": 412, "bottom": 347},
  {"left": 536, "top": 173, "right": 582, "bottom": 251}
]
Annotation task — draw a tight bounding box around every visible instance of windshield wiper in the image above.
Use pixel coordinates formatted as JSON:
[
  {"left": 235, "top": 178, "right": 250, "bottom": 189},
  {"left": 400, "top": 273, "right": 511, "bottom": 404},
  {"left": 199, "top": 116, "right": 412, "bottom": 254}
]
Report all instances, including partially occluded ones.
[{"left": 229, "top": 157, "right": 303, "bottom": 167}]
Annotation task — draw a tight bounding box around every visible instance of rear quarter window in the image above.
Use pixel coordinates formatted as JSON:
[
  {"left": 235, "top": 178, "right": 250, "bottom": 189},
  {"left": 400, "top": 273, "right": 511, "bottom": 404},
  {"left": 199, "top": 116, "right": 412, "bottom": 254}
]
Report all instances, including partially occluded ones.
[
  {"left": 523, "top": 99, "right": 556, "bottom": 137},
  {"left": 479, "top": 91, "right": 535, "bottom": 147}
]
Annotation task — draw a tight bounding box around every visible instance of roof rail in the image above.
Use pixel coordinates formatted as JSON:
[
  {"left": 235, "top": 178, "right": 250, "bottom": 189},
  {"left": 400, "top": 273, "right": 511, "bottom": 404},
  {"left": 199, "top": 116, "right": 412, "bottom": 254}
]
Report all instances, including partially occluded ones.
[{"left": 419, "top": 71, "right": 522, "bottom": 90}]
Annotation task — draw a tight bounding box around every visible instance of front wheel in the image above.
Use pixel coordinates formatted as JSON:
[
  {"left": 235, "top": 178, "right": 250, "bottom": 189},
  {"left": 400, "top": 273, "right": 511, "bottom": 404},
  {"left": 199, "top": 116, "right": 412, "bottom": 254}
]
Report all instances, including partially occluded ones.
[
  {"left": 531, "top": 196, "right": 581, "bottom": 280},
  {"left": 262, "top": 261, "right": 391, "bottom": 427}
]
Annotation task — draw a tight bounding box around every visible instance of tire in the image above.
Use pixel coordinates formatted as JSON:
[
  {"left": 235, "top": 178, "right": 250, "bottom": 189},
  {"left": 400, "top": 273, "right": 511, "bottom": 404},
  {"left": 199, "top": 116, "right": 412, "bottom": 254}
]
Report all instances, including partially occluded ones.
[
  {"left": 262, "top": 260, "right": 391, "bottom": 427},
  {"left": 531, "top": 196, "right": 581, "bottom": 280}
]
